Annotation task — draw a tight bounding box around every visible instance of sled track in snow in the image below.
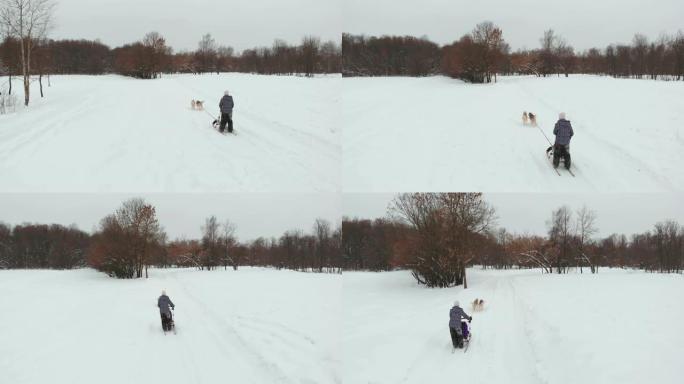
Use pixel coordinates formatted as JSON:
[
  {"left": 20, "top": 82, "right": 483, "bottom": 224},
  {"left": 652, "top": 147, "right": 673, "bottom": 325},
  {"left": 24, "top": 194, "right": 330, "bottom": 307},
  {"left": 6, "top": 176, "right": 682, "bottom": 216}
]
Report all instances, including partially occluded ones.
[
  {"left": 517, "top": 82, "right": 675, "bottom": 191},
  {"left": 171, "top": 273, "right": 297, "bottom": 383}
]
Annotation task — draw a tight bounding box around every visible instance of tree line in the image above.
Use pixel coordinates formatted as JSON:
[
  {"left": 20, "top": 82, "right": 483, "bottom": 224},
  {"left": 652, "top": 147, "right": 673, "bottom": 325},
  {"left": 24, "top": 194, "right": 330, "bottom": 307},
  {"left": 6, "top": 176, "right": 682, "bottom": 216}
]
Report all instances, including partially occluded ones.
[
  {"left": 342, "top": 193, "right": 684, "bottom": 288},
  {"left": 0, "top": 198, "right": 343, "bottom": 277},
  {"left": 0, "top": 32, "right": 341, "bottom": 81},
  {"left": 343, "top": 23, "right": 684, "bottom": 83},
  {"left": 1, "top": 0, "right": 340, "bottom": 106}
]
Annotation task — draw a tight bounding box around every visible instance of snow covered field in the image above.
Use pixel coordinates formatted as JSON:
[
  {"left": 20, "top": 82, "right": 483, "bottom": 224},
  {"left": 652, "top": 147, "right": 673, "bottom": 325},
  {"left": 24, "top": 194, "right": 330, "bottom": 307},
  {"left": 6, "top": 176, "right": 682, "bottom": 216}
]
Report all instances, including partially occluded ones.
[
  {"left": 0, "top": 268, "right": 341, "bottom": 384},
  {"left": 343, "top": 75, "right": 684, "bottom": 192},
  {"left": 343, "top": 268, "right": 684, "bottom": 384},
  {"left": 0, "top": 74, "right": 340, "bottom": 192}
]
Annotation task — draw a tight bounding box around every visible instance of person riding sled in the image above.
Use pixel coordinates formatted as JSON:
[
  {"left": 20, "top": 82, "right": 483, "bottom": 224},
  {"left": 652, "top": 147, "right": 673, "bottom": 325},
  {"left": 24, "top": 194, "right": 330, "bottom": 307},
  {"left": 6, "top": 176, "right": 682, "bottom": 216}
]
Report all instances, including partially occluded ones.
[
  {"left": 219, "top": 90, "right": 234, "bottom": 133},
  {"left": 449, "top": 300, "right": 472, "bottom": 349},
  {"left": 158, "top": 290, "right": 175, "bottom": 332},
  {"left": 552, "top": 112, "right": 574, "bottom": 169}
]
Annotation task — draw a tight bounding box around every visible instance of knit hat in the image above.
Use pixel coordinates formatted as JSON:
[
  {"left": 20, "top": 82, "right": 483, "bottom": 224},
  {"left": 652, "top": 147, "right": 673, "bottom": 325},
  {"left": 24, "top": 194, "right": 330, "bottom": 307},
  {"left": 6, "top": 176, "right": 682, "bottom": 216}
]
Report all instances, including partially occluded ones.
[{"left": 559, "top": 112, "right": 566, "bottom": 120}]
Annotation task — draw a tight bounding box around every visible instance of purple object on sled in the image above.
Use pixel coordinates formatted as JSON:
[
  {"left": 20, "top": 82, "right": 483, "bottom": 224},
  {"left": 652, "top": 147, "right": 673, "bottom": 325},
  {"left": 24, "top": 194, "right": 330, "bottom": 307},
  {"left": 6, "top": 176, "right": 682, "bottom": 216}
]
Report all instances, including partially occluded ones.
[{"left": 461, "top": 320, "right": 470, "bottom": 339}]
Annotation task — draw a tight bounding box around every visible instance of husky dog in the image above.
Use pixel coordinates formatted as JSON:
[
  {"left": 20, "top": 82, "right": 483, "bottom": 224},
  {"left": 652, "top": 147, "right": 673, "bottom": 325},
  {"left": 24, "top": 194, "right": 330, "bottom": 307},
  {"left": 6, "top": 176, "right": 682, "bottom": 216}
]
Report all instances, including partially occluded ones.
[
  {"left": 528, "top": 112, "right": 537, "bottom": 126},
  {"left": 471, "top": 298, "right": 485, "bottom": 311},
  {"left": 522, "top": 111, "right": 530, "bottom": 125},
  {"left": 191, "top": 100, "right": 205, "bottom": 110}
]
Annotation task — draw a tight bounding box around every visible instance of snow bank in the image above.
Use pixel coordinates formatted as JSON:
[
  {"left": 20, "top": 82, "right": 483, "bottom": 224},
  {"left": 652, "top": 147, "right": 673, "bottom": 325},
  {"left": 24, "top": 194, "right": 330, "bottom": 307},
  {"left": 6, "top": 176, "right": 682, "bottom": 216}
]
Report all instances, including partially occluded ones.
[
  {"left": 343, "top": 268, "right": 684, "bottom": 384},
  {"left": 0, "top": 74, "right": 341, "bottom": 192},
  {"left": 343, "top": 75, "right": 684, "bottom": 192},
  {"left": 0, "top": 268, "right": 341, "bottom": 384}
]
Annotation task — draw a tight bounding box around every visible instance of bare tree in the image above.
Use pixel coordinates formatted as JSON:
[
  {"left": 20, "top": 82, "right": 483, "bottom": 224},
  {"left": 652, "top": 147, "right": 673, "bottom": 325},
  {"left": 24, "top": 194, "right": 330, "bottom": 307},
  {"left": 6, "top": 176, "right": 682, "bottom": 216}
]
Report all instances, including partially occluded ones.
[
  {"left": 115, "top": 198, "right": 163, "bottom": 278},
  {"left": 538, "top": 29, "right": 558, "bottom": 76},
  {"left": 471, "top": 21, "right": 507, "bottom": 82},
  {"left": 547, "top": 205, "right": 573, "bottom": 273},
  {"left": 632, "top": 34, "right": 648, "bottom": 78},
  {"left": 201, "top": 215, "right": 220, "bottom": 270},
  {"left": 0, "top": 0, "right": 55, "bottom": 106},
  {"left": 313, "top": 218, "right": 331, "bottom": 272},
  {"left": 390, "top": 193, "right": 496, "bottom": 288},
  {"left": 575, "top": 206, "right": 598, "bottom": 273},
  {"left": 196, "top": 33, "right": 216, "bottom": 73},
  {"left": 142, "top": 31, "right": 170, "bottom": 78},
  {"left": 221, "top": 220, "right": 237, "bottom": 270}
]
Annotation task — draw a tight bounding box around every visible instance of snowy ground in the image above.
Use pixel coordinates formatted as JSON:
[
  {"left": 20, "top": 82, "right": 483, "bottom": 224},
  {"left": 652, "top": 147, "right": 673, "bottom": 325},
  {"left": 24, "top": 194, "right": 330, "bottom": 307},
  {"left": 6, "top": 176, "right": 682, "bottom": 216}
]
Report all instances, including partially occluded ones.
[
  {"left": 343, "top": 268, "right": 684, "bottom": 384},
  {"left": 0, "top": 74, "right": 340, "bottom": 192},
  {"left": 343, "top": 75, "right": 684, "bottom": 192},
  {"left": 0, "top": 268, "right": 341, "bottom": 384}
]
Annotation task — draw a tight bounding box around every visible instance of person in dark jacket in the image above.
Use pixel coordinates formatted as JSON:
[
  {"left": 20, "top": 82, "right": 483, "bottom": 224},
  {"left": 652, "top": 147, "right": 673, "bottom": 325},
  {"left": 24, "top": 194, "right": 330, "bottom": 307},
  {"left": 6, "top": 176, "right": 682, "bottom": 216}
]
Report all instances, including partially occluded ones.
[
  {"left": 219, "top": 90, "right": 234, "bottom": 133},
  {"left": 158, "top": 290, "right": 175, "bottom": 331},
  {"left": 449, "top": 300, "right": 472, "bottom": 349},
  {"left": 553, "top": 112, "right": 574, "bottom": 169}
]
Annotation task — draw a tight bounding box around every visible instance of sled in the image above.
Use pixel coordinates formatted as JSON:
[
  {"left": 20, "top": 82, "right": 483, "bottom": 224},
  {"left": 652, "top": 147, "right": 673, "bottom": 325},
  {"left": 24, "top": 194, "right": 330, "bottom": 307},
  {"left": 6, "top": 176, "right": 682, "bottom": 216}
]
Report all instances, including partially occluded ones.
[
  {"left": 546, "top": 145, "right": 571, "bottom": 168},
  {"left": 212, "top": 119, "right": 236, "bottom": 135},
  {"left": 162, "top": 310, "right": 176, "bottom": 335},
  {"left": 452, "top": 319, "right": 472, "bottom": 353},
  {"left": 462, "top": 319, "right": 472, "bottom": 352}
]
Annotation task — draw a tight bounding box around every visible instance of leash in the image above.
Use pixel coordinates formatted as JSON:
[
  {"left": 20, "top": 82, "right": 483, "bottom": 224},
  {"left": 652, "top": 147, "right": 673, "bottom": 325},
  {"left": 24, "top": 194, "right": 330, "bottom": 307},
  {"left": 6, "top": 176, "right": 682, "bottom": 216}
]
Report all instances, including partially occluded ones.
[
  {"left": 536, "top": 123, "right": 553, "bottom": 146},
  {"left": 203, "top": 109, "right": 217, "bottom": 121}
]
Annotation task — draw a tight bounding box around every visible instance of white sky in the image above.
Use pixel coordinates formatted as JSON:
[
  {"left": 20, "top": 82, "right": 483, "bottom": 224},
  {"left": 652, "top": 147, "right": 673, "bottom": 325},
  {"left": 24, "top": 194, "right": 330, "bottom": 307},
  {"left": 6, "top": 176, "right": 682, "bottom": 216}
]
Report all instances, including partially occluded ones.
[
  {"left": 0, "top": 194, "right": 341, "bottom": 242},
  {"left": 343, "top": 193, "right": 684, "bottom": 238},
  {"left": 343, "top": 0, "right": 684, "bottom": 51},
  {"left": 51, "top": 0, "right": 341, "bottom": 52}
]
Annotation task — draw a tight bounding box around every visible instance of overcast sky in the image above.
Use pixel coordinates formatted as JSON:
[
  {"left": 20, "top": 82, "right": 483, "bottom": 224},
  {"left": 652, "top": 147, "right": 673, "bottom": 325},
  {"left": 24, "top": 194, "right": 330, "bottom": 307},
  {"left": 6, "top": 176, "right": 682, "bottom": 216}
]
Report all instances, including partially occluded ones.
[
  {"left": 343, "top": 193, "right": 684, "bottom": 238},
  {"left": 344, "top": 0, "right": 684, "bottom": 51},
  {"left": 0, "top": 194, "right": 341, "bottom": 241},
  {"left": 51, "top": 0, "right": 341, "bottom": 52}
]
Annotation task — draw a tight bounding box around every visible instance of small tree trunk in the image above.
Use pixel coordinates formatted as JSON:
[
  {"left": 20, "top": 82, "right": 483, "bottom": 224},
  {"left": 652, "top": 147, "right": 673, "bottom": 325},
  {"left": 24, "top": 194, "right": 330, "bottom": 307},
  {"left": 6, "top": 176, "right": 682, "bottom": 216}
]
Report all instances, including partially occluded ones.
[
  {"left": 462, "top": 267, "right": 468, "bottom": 289},
  {"left": 23, "top": 75, "right": 30, "bottom": 106},
  {"left": 39, "top": 74, "right": 44, "bottom": 98}
]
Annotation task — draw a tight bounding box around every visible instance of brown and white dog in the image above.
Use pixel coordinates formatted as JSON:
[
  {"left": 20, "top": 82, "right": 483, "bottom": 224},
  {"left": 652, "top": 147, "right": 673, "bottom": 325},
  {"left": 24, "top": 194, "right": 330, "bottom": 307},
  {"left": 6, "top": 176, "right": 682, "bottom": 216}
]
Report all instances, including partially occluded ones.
[
  {"left": 522, "top": 111, "right": 530, "bottom": 125},
  {"left": 191, "top": 100, "right": 205, "bottom": 111},
  {"left": 528, "top": 112, "right": 537, "bottom": 126},
  {"left": 471, "top": 298, "right": 485, "bottom": 312}
]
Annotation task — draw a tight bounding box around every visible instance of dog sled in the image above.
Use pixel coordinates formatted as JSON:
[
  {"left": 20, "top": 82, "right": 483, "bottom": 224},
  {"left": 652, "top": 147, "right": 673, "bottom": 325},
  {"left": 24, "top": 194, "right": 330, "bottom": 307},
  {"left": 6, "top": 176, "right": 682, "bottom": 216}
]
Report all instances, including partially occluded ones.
[
  {"left": 161, "top": 309, "right": 176, "bottom": 335},
  {"left": 546, "top": 145, "right": 574, "bottom": 176},
  {"left": 452, "top": 318, "right": 472, "bottom": 353},
  {"left": 212, "top": 118, "right": 236, "bottom": 136}
]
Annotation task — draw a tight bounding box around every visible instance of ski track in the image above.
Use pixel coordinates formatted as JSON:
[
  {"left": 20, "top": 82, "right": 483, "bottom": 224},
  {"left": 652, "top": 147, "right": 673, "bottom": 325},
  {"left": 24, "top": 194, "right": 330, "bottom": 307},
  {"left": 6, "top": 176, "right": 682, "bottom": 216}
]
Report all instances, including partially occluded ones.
[
  {"left": 169, "top": 272, "right": 294, "bottom": 384},
  {"left": 344, "top": 271, "right": 567, "bottom": 384},
  {"left": 516, "top": 82, "right": 673, "bottom": 191},
  {"left": 342, "top": 75, "right": 684, "bottom": 192},
  {"left": 0, "top": 74, "right": 340, "bottom": 192}
]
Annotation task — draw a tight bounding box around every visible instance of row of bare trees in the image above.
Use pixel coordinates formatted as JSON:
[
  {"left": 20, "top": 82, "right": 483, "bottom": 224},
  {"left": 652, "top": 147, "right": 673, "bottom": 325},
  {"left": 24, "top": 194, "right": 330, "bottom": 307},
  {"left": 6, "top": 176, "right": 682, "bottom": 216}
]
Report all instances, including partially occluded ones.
[
  {"left": 0, "top": 32, "right": 341, "bottom": 83},
  {"left": 0, "top": 0, "right": 55, "bottom": 105},
  {"left": 0, "top": 198, "right": 343, "bottom": 277},
  {"left": 166, "top": 218, "right": 342, "bottom": 273},
  {"left": 343, "top": 23, "right": 684, "bottom": 83},
  {"left": 342, "top": 218, "right": 411, "bottom": 271},
  {"left": 342, "top": 194, "right": 684, "bottom": 287},
  {"left": 0, "top": 222, "right": 89, "bottom": 269},
  {"left": 342, "top": 34, "right": 441, "bottom": 77}
]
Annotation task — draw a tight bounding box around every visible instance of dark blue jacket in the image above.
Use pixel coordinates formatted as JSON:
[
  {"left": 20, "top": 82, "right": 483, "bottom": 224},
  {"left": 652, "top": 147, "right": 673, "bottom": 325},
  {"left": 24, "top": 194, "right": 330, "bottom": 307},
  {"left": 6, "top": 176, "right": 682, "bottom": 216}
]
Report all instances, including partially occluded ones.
[
  {"left": 158, "top": 295, "right": 175, "bottom": 315},
  {"left": 553, "top": 119, "right": 574, "bottom": 145},
  {"left": 449, "top": 305, "right": 471, "bottom": 328},
  {"left": 219, "top": 95, "right": 234, "bottom": 113}
]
